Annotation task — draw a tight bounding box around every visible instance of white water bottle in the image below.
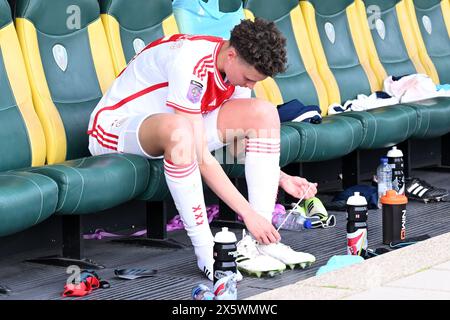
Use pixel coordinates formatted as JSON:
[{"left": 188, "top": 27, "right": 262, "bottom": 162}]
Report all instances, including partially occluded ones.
[{"left": 387, "top": 146, "right": 405, "bottom": 194}]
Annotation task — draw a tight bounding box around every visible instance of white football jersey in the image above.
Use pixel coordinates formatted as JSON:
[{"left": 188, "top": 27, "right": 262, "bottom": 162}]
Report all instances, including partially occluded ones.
[{"left": 87, "top": 34, "right": 251, "bottom": 140}]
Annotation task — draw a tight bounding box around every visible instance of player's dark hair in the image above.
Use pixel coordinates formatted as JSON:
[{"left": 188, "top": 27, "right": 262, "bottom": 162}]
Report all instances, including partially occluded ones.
[{"left": 230, "top": 18, "right": 287, "bottom": 77}]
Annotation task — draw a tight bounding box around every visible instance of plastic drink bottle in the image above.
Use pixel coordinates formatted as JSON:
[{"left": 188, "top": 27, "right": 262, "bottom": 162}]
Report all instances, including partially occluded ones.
[
  {"left": 213, "top": 227, "right": 237, "bottom": 300},
  {"left": 387, "top": 146, "right": 405, "bottom": 194},
  {"left": 377, "top": 157, "right": 393, "bottom": 209},
  {"left": 381, "top": 190, "right": 408, "bottom": 244},
  {"left": 346, "top": 192, "right": 368, "bottom": 256}
]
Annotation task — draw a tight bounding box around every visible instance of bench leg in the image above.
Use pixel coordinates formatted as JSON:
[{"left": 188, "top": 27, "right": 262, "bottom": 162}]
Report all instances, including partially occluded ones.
[
  {"left": 342, "top": 150, "right": 361, "bottom": 189},
  {"left": 112, "top": 201, "right": 186, "bottom": 249},
  {"left": 26, "top": 215, "right": 104, "bottom": 269},
  {"left": 443, "top": 133, "right": 450, "bottom": 167},
  {"left": 398, "top": 140, "right": 412, "bottom": 179}
]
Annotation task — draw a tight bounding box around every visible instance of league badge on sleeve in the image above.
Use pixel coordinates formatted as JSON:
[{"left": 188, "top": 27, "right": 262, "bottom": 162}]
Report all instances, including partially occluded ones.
[{"left": 187, "top": 80, "right": 203, "bottom": 104}]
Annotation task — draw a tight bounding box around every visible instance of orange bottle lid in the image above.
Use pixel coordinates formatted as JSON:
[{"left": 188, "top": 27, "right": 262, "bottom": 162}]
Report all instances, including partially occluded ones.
[{"left": 381, "top": 190, "right": 408, "bottom": 205}]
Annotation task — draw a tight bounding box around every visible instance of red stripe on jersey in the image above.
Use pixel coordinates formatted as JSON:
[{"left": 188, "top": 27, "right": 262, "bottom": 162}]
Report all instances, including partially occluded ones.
[
  {"left": 118, "top": 35, "right": 223, "bottom": 78},
  {"left": 88, "top": 82, "right": 169, "bottom": 135},
  {"left": 193, "top": 55, "right": 213, "bottom": 75},
  {"left": 143, "top": 35, "right": 222, "bottom": 56},
  {"left": 141, "top": 34, "right": 187, "bottom": 54},
  {"left": 197, "top": 63, "right": 214, "bottom": 80},
  {"left": 166, "top": 101, "right": 201, "bottom": 114},
  {"left": 118, "top": 35, "right": 190, "bottom": 77},
  {"left": 184, "top": 35, "right": 223, "bottom": 42},
  {"left": 198, "top": 64, "right": 214, "bottom": 79}
]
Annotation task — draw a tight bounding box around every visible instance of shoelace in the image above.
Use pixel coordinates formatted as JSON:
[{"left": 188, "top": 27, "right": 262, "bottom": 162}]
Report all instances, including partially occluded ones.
[{"left": 276, "top": 184, "right": 312, "bottom": 232}]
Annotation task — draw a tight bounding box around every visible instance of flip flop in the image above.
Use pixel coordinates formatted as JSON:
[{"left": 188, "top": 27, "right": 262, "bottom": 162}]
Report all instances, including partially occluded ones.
[{"left": 114, "top": 268, "right": 158, "bottom": 280}]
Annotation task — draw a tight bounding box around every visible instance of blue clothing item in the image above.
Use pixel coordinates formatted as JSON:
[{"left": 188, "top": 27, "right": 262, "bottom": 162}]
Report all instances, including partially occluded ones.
[
  {"left": 392, "top": 75, "right": 410, "bottom": 81},
  {"left": 316, "top": 255, "right": 364, "bottom": 276},
  {"left": 277, "top": 99, "right": 322, "bottom": 123},
  {"left": 332, "top": 185, "right": 378, "bottom": 209},
  {"left": 172, "top": 0, "right": 244, "bottom": 39},
  {"left": 437, "top": 84, "right": 450, "bottom": 91},
  {"left": 375, "top": 91, "right": 392, "bottom": 99}
]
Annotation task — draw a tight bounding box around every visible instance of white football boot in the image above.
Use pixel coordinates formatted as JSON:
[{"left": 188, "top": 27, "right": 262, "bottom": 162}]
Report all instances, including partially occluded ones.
[
  {"left": 235, "top": 230, "right": 286, "bottom": 278},
  {"left": 257, "top": 242, "right": 316, "bottom": 270}
]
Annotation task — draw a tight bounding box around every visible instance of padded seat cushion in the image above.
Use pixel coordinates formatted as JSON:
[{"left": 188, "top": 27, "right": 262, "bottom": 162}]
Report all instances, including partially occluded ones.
[
  {"left": 137, "top": 159, "right": 170, "bottom": 201},
  {"left": 337, "top": 105, "right": 418, "bottom": 149},
  {"left": 0, "top": 172, "right": 58, "bottom": 236},
  {"left": 284, "top": 115, "right": 364, "bottom": 161},
  {"left": 25, "top": 154, "right": 149, "bottom": 214},
  {"left": 406, "top": 97, "right": 450, "bottom": 138}
]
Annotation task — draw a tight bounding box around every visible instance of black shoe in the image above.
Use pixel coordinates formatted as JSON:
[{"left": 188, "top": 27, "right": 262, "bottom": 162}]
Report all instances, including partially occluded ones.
[{"left": 405, "top": 178, "right": 448, "bottom": 203}]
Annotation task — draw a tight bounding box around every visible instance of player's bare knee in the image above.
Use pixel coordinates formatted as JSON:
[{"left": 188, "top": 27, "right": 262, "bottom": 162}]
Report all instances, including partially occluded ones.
[{"left": 252, "top": 99, "right": 280, "bottom": 130}]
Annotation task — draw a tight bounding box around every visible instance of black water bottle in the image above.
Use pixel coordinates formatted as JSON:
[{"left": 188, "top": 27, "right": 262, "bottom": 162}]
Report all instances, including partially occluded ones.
[
  {"left": 346, "top": 192, "right": 368, "bottom": 256},
  {"left": 213, "top": 227, "right": 237, "bottom": 285},
  {"left": 387, "top": 146, "right": 405, "bottom": 194}
]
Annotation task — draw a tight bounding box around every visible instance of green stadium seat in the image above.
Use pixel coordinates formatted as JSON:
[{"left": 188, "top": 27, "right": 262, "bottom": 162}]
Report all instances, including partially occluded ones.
[
  {"left": 355, "top": 0, "right": 450, "bottom": 139},
  {"left": 301, "top": 0, "right": 418, "bottom": 149},
  {"left": 406, "top": 0, "right": 450, "bottom": 84},
  {"left": 15, "top": 0, "right": 150, "bottom": 214},
  {"left": 100, "top": 0, "right": 178, "bottom": 76},
  {"left": 0, "top": 0, "right": 57, "bottom": 236},
  {"left": 244, "top": 0, "right": 365, "bottom": 161}
]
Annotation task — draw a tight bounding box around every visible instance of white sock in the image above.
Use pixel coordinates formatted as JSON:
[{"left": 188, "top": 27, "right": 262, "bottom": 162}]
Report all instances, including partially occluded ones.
[
  {"left": 245, "top": 138, "right": 281, "bottom": 222},
  {"left": 164, "top": 159, "right": 214, "bottom": 279},
  {"left": 194, "top": 244, "right": 214, "bottom": 281}
]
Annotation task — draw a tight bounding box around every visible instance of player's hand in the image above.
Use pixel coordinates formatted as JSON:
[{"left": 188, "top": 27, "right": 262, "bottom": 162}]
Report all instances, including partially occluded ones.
[
  {"left": 280, "top": 175, "right": 317, "bottom": 200},
  {"left": 242, "top": 211, "right": 281, "bottom": 245}
]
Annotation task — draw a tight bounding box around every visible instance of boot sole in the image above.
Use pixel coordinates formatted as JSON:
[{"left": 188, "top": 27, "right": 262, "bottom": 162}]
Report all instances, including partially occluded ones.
[
  {"left": 237, "top": 267, "right": 286, "bottom": 278},
  {"left": 407, "top": 193, "right": 449, "bottom": 203},
  {"left": 285, "top": 261, "right": 315, "bottom": 270}
]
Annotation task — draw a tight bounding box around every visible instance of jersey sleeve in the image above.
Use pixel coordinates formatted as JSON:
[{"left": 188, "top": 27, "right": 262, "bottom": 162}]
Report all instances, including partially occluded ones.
[{"left": 165, "top": 52, "right": 208, "bottom": 114}]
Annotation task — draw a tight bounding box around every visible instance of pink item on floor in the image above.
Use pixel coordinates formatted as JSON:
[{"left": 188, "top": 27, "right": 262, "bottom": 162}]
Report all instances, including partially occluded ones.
[{"left": 83, "top": 205, "right": 222, "bottom": 239}]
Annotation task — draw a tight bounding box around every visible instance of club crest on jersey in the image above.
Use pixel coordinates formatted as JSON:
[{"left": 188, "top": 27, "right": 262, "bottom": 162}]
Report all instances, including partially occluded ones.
[{"left": 187, "top": 80, "right": 203, "bottom": 103}]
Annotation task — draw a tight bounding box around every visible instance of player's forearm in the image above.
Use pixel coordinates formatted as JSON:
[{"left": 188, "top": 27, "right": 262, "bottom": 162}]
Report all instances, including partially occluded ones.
[
  {"left": 198, "top": 155, "right": 253, "bottom": 219},
  {"left": 279, "top": 170, "right": 289, "bottom": 184}
]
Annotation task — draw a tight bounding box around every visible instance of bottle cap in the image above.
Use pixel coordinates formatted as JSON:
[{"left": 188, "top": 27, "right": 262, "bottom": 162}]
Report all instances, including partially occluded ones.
[
  {"left": 381, "top": 190, "right": 408, "bottom": 205},
  {"left": 346, "top": 192, "right": 368, "bottom": 206},
  {"left": 380, "top": 157, "right": 388, "bottom": 164},
  {"left": 214, "top": 227, "right": 237, "bottom": 243},
  {"left": 387, "top": 146, "right": 403, "bottom": 158},
  {"left": 303, "top": 219, "right": 312, "bottom": 229}
]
